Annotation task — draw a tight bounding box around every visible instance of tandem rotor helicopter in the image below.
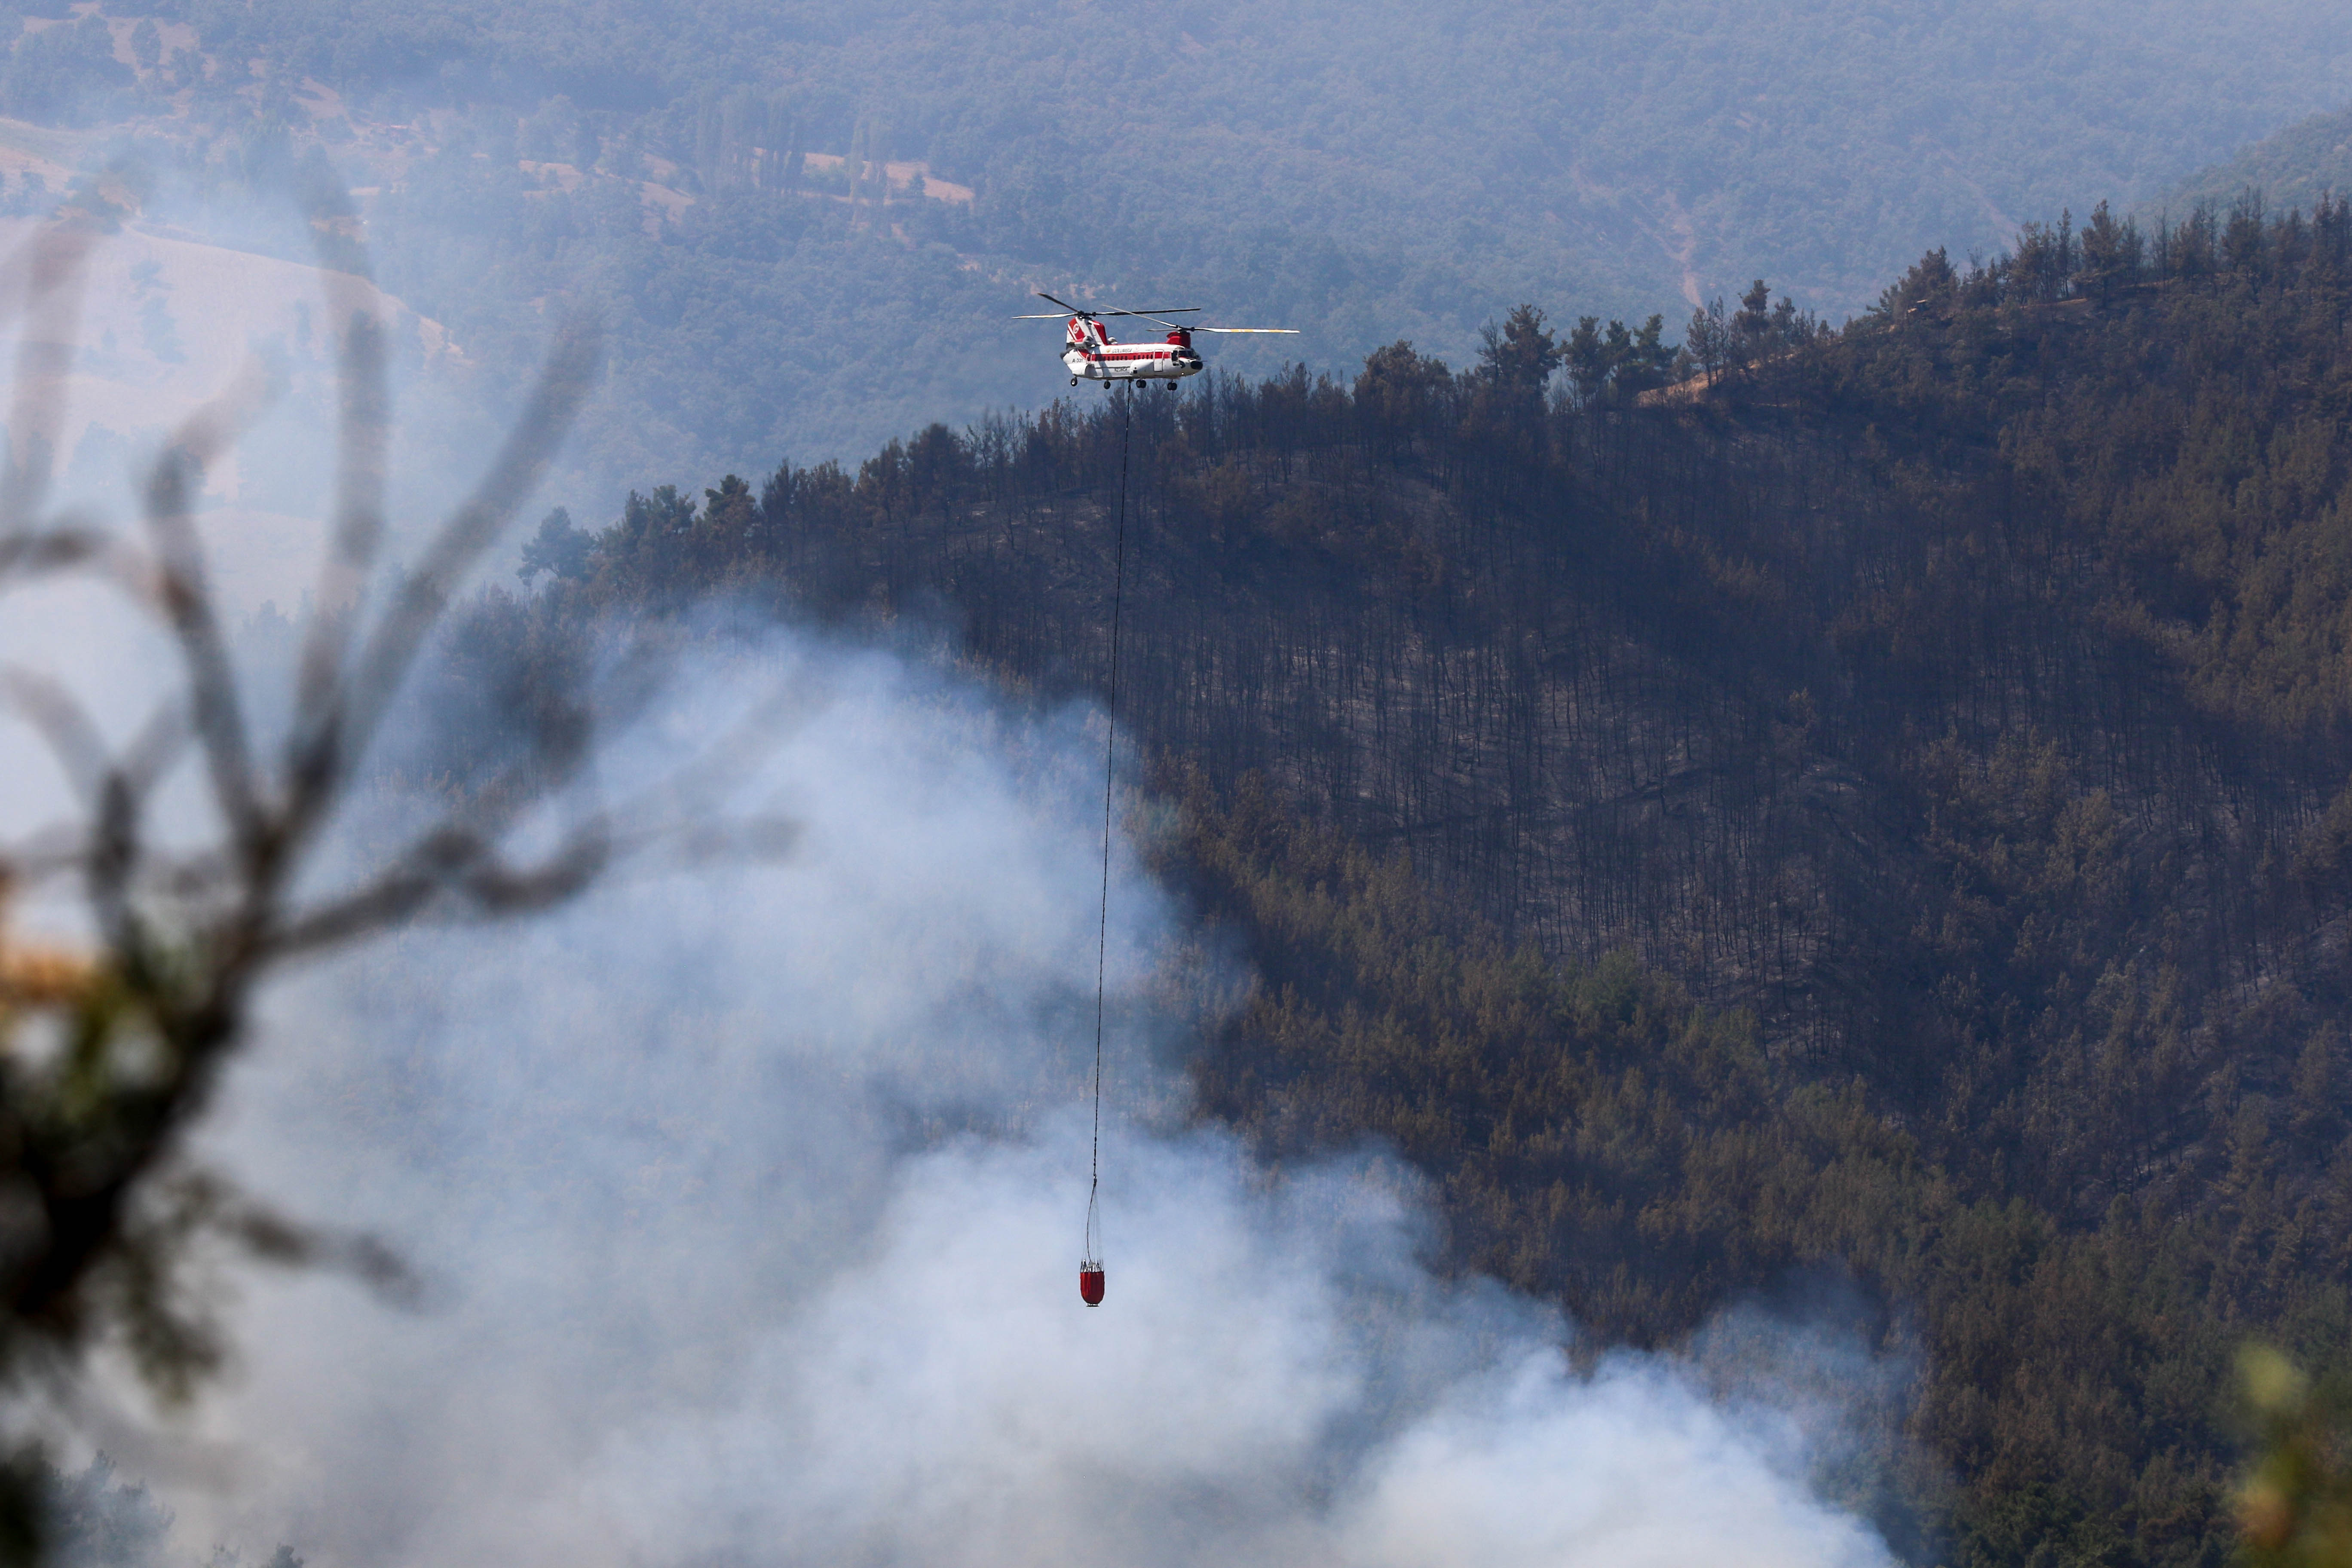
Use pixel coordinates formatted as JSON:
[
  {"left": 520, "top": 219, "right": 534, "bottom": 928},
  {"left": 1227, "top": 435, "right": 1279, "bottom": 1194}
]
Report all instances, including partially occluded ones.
[
  {"left": 1018, "top": 291, "right": 1296, "bottom": 388},
  {"left": 1023, "top": 286, "right": 1296, "bottom": 1310}
]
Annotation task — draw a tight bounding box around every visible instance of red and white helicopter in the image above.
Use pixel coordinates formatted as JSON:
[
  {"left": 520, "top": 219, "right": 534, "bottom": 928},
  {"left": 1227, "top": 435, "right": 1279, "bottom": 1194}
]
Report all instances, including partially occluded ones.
[{"left": 1018, "top": 291, "right": 1297, "bottom": 388}]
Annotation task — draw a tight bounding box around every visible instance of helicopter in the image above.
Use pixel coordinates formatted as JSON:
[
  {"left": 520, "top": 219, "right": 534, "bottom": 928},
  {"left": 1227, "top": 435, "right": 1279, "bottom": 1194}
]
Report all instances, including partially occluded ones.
[{"left": 1017, "top": 291, "right": 1297, "bottom": 388}]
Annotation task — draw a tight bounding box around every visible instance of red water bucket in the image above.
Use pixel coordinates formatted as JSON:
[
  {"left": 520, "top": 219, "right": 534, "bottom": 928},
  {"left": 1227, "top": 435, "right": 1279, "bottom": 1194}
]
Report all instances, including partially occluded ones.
[{"left": 1079, "top": 1265, "right": 1106, "bottom": 1306}]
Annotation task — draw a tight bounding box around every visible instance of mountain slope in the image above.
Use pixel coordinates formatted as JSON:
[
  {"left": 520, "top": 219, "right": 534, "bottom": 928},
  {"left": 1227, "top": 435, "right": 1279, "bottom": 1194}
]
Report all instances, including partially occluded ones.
[
  {"left": 187, "top": 0, "right": 2352, "bottom": 320},
  {"left": 2160, "top": 101, "right": 2352, "bottom": 214},
  {"left": 415, "top": 192, "right": 2352, "bottom": 1568},
  {"left": 33, "top": 0, "right": 2352, "bottom": 483}
]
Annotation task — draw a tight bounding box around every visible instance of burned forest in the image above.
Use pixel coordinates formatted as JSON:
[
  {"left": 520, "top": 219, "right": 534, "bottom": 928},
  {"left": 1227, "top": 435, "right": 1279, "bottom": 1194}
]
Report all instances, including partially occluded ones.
[{"left": 401, "top": 196, "right": 2352, "bottom": 1568}]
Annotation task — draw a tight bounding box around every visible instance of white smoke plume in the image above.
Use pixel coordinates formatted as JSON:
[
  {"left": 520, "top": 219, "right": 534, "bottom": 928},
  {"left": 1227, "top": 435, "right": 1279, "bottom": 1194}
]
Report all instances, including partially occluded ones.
[{"left": 19, "top": 624, "right": 1915, "bottom": 1568}]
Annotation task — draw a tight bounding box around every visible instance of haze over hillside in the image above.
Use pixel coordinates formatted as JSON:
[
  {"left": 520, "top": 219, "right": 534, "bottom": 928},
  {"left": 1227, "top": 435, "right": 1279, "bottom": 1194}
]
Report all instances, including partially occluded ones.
[
  {"left": 16, "top": 0, "right": 2352, "bottom": 495},
  {"left": 2160, "top": 100, "right": 2352, "bottom": 214}
]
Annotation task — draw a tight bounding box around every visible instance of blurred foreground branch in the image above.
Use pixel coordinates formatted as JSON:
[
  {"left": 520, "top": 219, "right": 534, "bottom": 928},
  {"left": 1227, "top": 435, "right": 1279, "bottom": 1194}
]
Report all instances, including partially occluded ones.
[
  {"left": 0, "top": 190, "right": 645, "bottom": 1562},
  {"left": 2239, "top": 1347, "right": 2352, "bottom": 1568}
]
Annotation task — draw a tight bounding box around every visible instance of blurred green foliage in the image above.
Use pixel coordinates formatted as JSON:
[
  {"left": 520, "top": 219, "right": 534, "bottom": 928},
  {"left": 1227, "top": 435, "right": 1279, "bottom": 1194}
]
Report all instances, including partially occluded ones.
[{"left": 2237, "top": 1348, "right": 2352, "bottom": 1568}]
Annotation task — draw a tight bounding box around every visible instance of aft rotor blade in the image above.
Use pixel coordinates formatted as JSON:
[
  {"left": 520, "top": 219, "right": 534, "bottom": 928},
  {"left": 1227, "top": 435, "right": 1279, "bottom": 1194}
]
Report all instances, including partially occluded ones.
[
  {"left": 1198, "top": 326, "right": 1300, "bottom": 334},
  {"left": 1029, "top": 291, "right": 1201, "bottom": 322}
]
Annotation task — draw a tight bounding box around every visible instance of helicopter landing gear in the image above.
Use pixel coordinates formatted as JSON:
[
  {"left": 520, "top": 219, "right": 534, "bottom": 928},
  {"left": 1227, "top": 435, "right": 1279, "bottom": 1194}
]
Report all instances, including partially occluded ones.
[{"left": 1070, "top": 375, "right": 1079, "bottom": 385}]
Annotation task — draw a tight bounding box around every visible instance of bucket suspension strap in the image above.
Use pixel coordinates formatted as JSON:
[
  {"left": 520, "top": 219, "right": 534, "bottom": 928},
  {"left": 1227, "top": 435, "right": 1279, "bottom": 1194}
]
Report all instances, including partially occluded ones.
[{"left": 1086, "top": 386, "right": 1133, "bottom": 1277}]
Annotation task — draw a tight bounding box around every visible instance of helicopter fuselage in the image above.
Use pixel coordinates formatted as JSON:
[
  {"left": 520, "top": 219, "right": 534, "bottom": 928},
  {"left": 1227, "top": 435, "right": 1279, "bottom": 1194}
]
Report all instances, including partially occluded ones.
[{"left": 1064, "top": 316, "right": 1205, "bottom": 383}]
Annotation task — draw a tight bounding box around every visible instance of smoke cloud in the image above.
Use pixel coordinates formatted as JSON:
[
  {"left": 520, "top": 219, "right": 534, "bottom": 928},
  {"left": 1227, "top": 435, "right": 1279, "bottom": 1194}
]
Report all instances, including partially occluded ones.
[{"left": 20, "top": 623, "right": 1914, "bottom": 1568}]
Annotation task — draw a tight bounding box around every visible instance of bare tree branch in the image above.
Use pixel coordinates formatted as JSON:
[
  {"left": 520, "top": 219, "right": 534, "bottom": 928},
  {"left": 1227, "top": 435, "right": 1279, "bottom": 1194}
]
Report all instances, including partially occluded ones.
[
  {"left": 0, "top": 527, "right": 107, "bottom": 579},
  {"left": 294, "top": 305, "right": 387, "bottom": 766},
  {"left": 138, "top": 359, "right": 285, "bottom": 866},
  {"left": 0, "top": 669, "right": 111, "bottom": 808},
  {"left": 266, "top": 820, "right": 613, "bottom": 958},
  {"left": 0, "top": 224, "right": 96, "bottom": 534},
  {"left": 0, "top": 166, "right": 792, "bottom": 1565},
  {"left": 283, "top": 316, "right": 602, "bottom": 861}
]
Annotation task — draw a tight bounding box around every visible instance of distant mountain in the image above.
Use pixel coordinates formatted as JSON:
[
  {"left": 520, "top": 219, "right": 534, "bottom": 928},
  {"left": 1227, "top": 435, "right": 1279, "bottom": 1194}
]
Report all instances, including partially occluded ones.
[
  {"left": 183, "top": 0, "right": 2352, "bottom": 324},
  {"left": 0, "top": 198, "right": 488, "bottom": 616},
  {"left": 22, "top": 0, "right": 2352, "bottom": 507},
  {"left": 2156, "top": 101, "right": 2352, "bottom": 214}
]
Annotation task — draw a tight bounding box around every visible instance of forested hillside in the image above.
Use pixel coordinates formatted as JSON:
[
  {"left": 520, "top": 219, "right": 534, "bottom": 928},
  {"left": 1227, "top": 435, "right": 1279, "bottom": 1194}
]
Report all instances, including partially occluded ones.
[
  {"left": 153, "top": 0, "right": 2352, "bottom": 321},
  {"left": 15, "top": 0, "right": 2352, "bottom": 483},
  {"left": 420, "top": 193, "right": 2352, "bottom": 1568},
  {"left": 2163, "top": 105, "right": 2352, "bottom": 217}
]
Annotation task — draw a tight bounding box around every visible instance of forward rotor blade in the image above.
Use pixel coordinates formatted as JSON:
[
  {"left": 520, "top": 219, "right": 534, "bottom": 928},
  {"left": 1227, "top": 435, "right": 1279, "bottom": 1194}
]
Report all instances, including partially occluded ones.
[
  {"left": 1198, "top": 326, "right": 1300, "bottom": 334},
  {"left": 1094, "top": 307, "right": 1201, "bottom": 318},
  {"left": 1034, "top": 290, "right": 1084, "bottom": 314},
  {"left": 1014, "top": 311, "right": 1078, "bottom": 318}
]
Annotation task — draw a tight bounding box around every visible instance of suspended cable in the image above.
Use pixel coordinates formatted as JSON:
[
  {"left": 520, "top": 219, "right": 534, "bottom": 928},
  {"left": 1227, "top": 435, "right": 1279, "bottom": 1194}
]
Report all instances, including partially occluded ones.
[{"left": 1081, "top": 384, "right": 1133, "bottom": 1310}]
